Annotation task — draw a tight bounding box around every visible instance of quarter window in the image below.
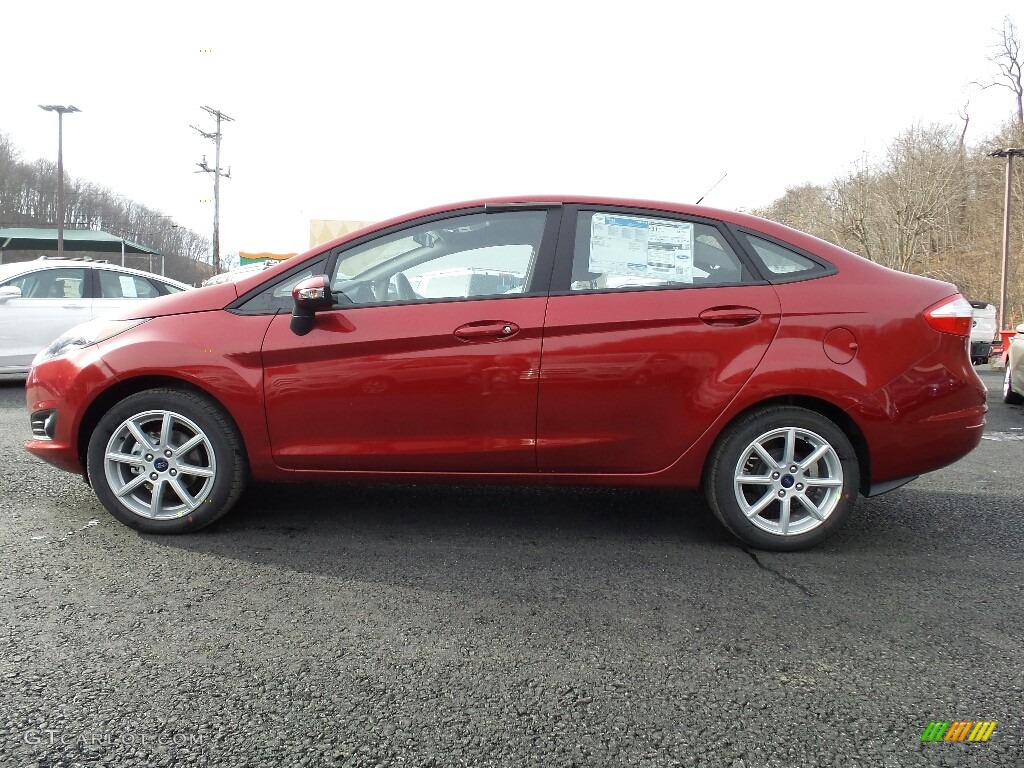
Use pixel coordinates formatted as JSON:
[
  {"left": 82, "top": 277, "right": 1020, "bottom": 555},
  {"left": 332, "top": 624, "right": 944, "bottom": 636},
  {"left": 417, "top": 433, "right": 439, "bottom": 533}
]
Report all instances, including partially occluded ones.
[
  {"left": 570, "top": 212, "right": 748, "bottom": 291},
  {"left": 741, "top": 234, "right": 825, "bottom": 277}
]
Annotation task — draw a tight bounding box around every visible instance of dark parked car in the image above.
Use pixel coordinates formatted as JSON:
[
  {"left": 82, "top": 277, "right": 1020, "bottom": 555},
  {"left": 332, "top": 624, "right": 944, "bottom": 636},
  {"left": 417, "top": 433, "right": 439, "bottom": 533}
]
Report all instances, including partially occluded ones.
[{"left": 24, "top": 197, "right": 987, "bottom": 550}]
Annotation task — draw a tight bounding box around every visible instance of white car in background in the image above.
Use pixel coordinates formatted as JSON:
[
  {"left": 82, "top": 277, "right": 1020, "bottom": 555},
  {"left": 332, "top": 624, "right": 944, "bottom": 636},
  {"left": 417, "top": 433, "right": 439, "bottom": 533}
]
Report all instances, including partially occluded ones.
[
  {"left": 969, "top": 300, "right": 998, "bottom": 365},
  {"left": 201, "top": 260, "right": 277, "bottom": 286},
  {"left": 410, "top": 267, "right": 525, "bottom": 298},
  {"left": 1004, "top": 323, "right": 1024, "bottom": 405},
  {"left": 0, "top": 258, "right": 189, "bottom": 375}
]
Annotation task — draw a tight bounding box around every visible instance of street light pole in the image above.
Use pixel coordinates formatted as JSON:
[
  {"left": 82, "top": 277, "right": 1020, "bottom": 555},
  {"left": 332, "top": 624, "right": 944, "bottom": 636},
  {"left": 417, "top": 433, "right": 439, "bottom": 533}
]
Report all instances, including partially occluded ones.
[
  {"left": 988, "top": 148, "right": 1024, "bottom": 330},
  {"left": 39, "top": 105, "right": 80, "bottom": 259}
]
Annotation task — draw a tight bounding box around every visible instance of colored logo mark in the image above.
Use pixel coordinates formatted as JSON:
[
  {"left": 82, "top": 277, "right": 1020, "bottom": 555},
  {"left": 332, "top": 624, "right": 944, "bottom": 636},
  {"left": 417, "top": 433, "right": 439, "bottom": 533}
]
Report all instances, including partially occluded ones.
[{"left": 921, "top": 720, "right": 997, "bottom": 742}]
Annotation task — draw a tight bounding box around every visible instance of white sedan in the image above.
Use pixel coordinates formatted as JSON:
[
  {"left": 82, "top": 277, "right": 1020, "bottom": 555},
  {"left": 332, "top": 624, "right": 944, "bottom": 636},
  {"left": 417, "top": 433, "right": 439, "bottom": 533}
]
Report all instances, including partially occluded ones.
[
  {"left": 1004, "top": 323, "right": 1024, "bottom": 404},
  {"left": 0, "top": 258, "right": 189, "bottom": 375}
]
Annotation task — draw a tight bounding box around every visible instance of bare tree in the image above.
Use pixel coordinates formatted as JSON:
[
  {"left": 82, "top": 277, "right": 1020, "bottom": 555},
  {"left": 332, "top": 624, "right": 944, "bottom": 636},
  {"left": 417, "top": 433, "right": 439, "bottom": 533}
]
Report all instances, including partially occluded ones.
[
  {"left": 752, "top": 184, "right": 838, "bottom": 244},
  {"left": 957, "top": 101, "right": 971, "bottom": 151},
  {"left": 830, "top": 160, "right": 879, "bottom": 262},
  {"left": 984, "top": 16, "right": 1024, "bottom": 126},
  {"left": 771, "top": 126, "right": 969, "bottom": 274}
]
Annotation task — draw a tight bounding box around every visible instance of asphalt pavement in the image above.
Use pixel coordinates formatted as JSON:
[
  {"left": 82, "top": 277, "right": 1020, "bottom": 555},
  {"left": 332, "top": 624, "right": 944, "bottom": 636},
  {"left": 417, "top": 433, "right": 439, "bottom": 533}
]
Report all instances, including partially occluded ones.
[{"left": 0, "top": 369, "right": 1021, "bottom": 767}]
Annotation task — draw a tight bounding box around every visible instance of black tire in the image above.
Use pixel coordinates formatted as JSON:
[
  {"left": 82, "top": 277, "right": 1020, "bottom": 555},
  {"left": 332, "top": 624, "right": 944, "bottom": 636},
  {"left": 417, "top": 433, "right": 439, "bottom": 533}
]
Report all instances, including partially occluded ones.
[
  {"left": 86, "top": 388, "right": 247, "bottom": 533},
  {"left": 705, "top": 406, "right": 859, "bottom": 551},
  {"left": 1004, "top": 367, "right": 1024, "bottom": 405}
]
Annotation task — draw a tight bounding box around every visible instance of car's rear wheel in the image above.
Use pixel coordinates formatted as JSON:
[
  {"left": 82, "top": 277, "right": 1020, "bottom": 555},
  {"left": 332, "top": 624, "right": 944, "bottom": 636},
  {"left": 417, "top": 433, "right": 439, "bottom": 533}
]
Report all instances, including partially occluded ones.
[
  {"left": 1004, "top": 366, "right": 1024, "bottom": 405},
  {"left": 705, "top": 406, "right": 859, "bottom": 551},
  {"left": 86, "top": 388, "right": 247, "bottom": 533}
]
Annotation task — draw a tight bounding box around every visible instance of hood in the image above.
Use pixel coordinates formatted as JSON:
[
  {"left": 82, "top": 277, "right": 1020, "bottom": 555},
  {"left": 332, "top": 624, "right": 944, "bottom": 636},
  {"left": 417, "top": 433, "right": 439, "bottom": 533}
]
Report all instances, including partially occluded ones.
[{"left": 107, "top": 282, "right": 239, "bottom": 320}]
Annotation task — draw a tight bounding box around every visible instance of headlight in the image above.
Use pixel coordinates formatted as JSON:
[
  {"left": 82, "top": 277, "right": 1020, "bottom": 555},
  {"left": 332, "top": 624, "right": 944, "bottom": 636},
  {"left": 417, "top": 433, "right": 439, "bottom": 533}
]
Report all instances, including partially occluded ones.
[{"left": 34, "top": 318, "right": 150, "bottom": 364}]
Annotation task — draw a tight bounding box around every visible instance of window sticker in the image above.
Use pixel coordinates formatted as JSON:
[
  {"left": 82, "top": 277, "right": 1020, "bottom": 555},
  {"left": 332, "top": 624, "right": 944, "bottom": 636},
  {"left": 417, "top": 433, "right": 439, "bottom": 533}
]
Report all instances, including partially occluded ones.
[
  {"left": 118, "top": 275, "right": 138, "bottom": 298},
  {"left": 589, "top": 214, "right": 694, "bottom": 283}
]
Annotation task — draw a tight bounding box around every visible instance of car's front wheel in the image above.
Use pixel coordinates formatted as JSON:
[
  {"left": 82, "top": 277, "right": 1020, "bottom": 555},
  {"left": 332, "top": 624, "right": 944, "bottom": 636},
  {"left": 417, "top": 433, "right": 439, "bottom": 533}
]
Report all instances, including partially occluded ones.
[
  {"left": 705, "top": 406, "right": 860, "bottom": 551},
  {"left": 1004, "top": 366, "right": 1023, "bottom": 405},
  {"left": 86, "top": 388, "right": 247, "bottom": 533}
]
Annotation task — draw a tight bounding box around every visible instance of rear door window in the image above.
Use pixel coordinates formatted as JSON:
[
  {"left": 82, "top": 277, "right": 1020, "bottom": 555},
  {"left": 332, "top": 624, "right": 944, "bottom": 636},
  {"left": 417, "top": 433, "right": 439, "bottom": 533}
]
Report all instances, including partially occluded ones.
[
  {"left": 567, "top": 211, "right": 751, "bottom": 292},
  {"left": 97, "top": 270, "right": 163, "bottom": 299}
]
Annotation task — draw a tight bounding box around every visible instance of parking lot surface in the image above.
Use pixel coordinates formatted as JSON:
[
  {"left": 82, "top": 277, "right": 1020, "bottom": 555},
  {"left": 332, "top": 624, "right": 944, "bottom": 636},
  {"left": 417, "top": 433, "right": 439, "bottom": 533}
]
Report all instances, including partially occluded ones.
[{"left": 1, "top": 369, "right": 1021, "bottom": 767}]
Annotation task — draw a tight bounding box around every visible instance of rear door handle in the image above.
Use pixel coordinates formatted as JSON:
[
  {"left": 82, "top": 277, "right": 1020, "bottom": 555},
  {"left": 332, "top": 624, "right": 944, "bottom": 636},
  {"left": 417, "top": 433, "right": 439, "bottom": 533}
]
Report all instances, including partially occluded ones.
[
  {"left": 453, "top": 321, "right": 520, "bottom": 342},
  {"left": 699, "top": 306, "right": 762, "bottom": 327}
]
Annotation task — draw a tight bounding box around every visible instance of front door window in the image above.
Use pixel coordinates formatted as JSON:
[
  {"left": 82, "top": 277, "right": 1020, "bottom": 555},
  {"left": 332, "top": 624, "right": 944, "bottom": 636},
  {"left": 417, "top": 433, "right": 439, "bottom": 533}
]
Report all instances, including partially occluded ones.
[{"left": 330, "top": 210, "right": 547, "bottom": 305}]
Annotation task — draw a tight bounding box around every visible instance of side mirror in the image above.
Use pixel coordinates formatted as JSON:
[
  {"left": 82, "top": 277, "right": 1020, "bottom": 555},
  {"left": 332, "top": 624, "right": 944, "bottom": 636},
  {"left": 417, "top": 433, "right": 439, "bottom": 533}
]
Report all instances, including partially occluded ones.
[
  {"left": 0, "top": 285, "right": 22, "bottom": 303},
  {"left": 290, "top": 274, "right": 334, "bottom": 336},
  {"left": 1016, "top": 323, "right": 1024, "bottom": 335}
]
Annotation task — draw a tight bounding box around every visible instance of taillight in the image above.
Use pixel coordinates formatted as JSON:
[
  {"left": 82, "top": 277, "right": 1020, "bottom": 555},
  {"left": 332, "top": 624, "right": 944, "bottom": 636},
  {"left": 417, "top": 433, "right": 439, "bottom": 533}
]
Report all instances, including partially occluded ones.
[{"left": 924, "top": 296, "right": 973, "bottom": 337}]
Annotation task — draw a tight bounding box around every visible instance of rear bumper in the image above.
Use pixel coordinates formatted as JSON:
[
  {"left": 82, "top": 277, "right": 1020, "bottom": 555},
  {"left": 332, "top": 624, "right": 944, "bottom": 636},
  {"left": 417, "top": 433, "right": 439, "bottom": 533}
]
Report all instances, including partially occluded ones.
[{"left": 850, "top": 344, "right": 987, "bottom": 487}]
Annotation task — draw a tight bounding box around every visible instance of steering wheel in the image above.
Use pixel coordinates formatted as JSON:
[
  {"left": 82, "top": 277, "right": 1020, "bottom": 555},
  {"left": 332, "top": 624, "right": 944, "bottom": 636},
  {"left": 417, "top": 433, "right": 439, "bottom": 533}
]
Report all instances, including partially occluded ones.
[{"left": 392, "top": 272, "right": 417, "bottom": 301}]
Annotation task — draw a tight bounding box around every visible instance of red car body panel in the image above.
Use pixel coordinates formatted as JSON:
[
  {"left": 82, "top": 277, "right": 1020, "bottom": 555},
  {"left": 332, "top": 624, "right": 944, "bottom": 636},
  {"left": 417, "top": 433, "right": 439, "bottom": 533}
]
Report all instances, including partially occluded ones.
[
  {"left": 261, "top": 298, "right": 547, "bottom": 472},
  {"left": 537, "top": 284, "right": 781, "bottom": 473},
  {"left": 24, "top": 196, "right": 986, "bottom": 498}
]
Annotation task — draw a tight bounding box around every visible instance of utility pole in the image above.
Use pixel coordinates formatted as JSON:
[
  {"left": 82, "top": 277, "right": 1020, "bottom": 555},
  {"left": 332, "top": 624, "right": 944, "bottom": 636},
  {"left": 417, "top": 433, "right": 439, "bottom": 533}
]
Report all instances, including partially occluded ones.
[
  {"left": 39, "top": 105, "right": 80, "bottom": 259},
  {"left": 988, "top": 147, "right": 1024, "bottom": 330},
  {"left": 192, "top": 106, "right": 233, "bottom": 272}
]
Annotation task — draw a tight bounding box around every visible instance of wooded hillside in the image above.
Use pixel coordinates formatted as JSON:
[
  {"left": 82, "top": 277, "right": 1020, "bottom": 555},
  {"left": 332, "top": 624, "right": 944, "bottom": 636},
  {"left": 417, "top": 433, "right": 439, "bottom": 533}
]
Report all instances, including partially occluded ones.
[
  {"left": 0, "top": 133, "right": 213, "bottom": 285},
  {"left": 755, "top": 18, "right": 1024, "bottom": 328}
]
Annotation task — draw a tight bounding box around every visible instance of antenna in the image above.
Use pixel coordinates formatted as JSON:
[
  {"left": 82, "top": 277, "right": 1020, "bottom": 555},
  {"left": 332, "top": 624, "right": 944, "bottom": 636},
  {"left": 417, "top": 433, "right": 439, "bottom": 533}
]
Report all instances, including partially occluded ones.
[{"left": 695, "top": 173, "right": 728, "bottom": 205}]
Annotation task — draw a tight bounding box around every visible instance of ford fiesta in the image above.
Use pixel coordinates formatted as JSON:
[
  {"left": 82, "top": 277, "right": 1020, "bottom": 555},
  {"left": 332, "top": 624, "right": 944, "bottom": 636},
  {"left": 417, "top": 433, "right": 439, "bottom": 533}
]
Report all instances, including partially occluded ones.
[{"left": 24, "top": 197, "right": 987, "bottom": 550}]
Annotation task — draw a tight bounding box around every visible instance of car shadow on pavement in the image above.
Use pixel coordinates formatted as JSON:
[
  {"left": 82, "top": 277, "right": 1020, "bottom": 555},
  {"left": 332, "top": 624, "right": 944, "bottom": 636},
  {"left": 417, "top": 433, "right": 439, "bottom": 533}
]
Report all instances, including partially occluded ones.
[
  {"left": 237, "top": 481, "right": 729, "bottom": 545},
  {"left": 139, "top": 483, "right": 743, "bottom": 590},
  {"left": 136, "top": 479, "right": 1019, "bottom": 584}
]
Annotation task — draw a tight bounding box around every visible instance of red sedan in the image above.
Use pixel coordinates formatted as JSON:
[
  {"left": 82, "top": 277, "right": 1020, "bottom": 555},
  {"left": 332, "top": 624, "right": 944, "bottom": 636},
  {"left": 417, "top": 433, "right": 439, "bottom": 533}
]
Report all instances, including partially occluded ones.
[{"left": 24, "top": 197, "right": 987, "bottom": 550}]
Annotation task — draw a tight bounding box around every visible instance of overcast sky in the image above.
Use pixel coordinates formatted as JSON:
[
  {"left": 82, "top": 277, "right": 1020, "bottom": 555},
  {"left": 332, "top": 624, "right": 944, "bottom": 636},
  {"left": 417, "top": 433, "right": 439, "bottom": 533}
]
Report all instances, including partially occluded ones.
[{"left": 2, "top": 0, "right": 1020, "bottom": 257}]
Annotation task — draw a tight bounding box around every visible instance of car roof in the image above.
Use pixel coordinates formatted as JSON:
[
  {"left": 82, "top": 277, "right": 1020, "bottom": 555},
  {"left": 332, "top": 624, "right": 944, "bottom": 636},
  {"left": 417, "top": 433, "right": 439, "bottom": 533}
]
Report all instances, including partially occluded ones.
[
  {"left": 0, "top": 258, "right": 189, "bottom": 288},
  {"left": 302, "top": 195, "right": 860, "bottom": 266}
]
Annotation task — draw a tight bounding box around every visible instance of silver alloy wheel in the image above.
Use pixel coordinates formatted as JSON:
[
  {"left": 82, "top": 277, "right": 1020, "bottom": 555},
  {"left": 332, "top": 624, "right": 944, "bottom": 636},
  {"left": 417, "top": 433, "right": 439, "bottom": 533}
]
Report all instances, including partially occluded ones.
[
  {"left": 732, "top": 426, "right": 844, "bottom": 537},
  {"left": 1005, "top": 367, "right": 1012, "bottom": 399},
  {"left": 102, "top": 409, "right": 217, "bottom": 520}
]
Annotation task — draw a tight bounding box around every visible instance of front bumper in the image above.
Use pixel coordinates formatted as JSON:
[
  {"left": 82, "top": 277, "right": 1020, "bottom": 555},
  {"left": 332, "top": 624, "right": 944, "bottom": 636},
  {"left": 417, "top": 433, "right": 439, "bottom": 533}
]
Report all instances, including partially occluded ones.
[{"left": 24, "top": 348, "right": 116, "bottom": 476}]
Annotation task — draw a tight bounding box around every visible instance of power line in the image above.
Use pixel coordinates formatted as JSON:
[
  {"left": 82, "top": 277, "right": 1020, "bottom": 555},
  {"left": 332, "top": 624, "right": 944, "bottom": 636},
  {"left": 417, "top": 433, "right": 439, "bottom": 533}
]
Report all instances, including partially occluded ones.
[{"left": 192, "top": 106, "right": 233, "bottom": 272}]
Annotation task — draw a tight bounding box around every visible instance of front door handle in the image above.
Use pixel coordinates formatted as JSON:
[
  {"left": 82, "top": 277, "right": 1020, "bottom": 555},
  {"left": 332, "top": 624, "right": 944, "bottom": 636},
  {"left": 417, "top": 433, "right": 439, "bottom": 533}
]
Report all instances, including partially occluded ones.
[
  {"left": 453, "top": 321, "right": 520, "bottom": 342},
  {"left": 699, "top": 306, "right": 761, "bottom": 327}
]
